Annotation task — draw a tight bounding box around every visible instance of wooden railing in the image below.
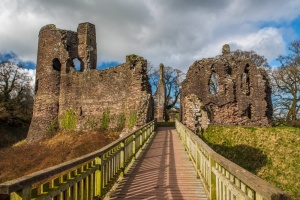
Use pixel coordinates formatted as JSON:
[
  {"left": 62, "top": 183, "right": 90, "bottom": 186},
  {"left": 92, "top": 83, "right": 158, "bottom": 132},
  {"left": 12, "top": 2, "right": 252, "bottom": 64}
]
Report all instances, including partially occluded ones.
[
  {"left": 175, "top": 120, "right": 290, "bottom": 200},
  {"left": 0, "top": 120, "right": 156, "bottom": 200}
]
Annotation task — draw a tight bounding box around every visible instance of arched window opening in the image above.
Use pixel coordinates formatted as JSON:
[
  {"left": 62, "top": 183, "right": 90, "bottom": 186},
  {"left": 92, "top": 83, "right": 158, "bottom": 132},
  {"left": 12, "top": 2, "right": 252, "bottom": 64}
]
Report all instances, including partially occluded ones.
[
  {"left": 52, "top": 58, "right": 61, "bottom": 71},
  {"left": 241, "top": 64, "right": 250, "bottom": 96},
  {"left": 73, "top": 58, "right": 83, "bottom": 71},
  {"left": 246, "top": 105, "right": 252, "bottom": 119},
  {"left": 209, "top": 71, "right": 220, "bottom": 94},
  {"left": 226, "top": 65, "right": 232, "bottom": 75}
]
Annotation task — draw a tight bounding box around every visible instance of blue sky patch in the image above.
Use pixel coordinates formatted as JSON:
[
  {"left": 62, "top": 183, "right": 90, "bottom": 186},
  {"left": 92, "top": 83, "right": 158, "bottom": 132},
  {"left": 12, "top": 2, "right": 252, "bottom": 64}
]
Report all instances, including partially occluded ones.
[
  {"left": 0, "top": 52, "right": 36, "bottom": 69},
  {"left": 97, "top": 61, "right": 121, "bottom": 70}
]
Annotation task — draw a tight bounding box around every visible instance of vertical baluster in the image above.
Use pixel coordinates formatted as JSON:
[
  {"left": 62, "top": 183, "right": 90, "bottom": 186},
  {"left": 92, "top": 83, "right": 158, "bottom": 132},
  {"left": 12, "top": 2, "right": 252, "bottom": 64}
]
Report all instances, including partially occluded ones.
[
  {"left": 90, "top": 172, "right": 94, "bottom": 200},
  {"left": 209, "top": 157, "right": 217, "bottom": 200},
  {"left": 51, "top": 178, "right": 59, "bottom": 200},
  {"left": 139, "top": 130, "right": 143, "bottom": 150},
  {"left": 107, "top": 156, "right": 110, "bottom": 187},
  {"left": 103, "top": 160, "right": 107, "bottom": 190},
  {"left": 112, "top": 154, "right": 115, "bottom": 180},
  {"left": 196, "top": 145, "right": 200, "bottom": 178},
  {"left": 120, "top": 141, "right": 125, "bottom": 177},
  {"left": 79, "top": 166, "right": 84, "bottom": 200},
  {"left": 85, "top": 175, "right": 89, "bottom": 200},
  {"left": 132, "top": 134, "right": 136, "bottom": 161},
  {"left": 73, "top": 181, "right": 78, "bottom": 200},
  {"left": 66, "top": 172, "right": 72, "bottom": 199},
  {"left": 226, "top": 185, "right": 230, "bottom": 200},
  {"left": 95, "top": 156, "right": 102, "bottom": 198},
  {"left": 59, "top": 175, "right": 66, "bottom": 200},
  {"left": 143, "top": 128, "right": 146, "bottom": 144},
  {"left": 222, "top": 181, "right": 226, "bottom": 200}
]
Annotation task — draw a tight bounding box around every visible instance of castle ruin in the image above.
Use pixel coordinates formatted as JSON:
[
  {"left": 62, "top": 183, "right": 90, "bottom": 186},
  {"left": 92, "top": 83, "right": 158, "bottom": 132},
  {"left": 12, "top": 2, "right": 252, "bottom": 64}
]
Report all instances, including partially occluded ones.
[
  {"left": 27, "top": 23, "right": 154, "bottom": 143},
  {"left": 181, "top": 45, "right": 273, "bottom": 131},
  {"left": 26, "top": 23, "right": 274, "bottom": 141}
]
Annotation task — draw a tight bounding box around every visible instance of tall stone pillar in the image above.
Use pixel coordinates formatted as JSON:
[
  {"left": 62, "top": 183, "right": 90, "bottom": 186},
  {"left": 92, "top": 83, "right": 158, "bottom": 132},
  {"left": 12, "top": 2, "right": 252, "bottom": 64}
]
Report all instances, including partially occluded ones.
[{"left": 154, "top": 63, "right": 166, "bottom": 121}]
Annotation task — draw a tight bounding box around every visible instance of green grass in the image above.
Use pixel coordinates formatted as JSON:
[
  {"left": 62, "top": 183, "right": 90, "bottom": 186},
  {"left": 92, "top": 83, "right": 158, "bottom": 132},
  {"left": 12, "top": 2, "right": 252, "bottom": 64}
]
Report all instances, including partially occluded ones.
[{"left": 201, "top": 126, "right": 300, "bottom": 199}]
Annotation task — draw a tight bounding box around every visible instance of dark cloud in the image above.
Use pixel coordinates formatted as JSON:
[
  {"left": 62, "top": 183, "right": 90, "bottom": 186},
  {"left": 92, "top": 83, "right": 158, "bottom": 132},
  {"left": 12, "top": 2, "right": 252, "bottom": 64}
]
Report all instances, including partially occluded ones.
[{"left": 0, "top": 0, "right": 300, "bottom": 71}]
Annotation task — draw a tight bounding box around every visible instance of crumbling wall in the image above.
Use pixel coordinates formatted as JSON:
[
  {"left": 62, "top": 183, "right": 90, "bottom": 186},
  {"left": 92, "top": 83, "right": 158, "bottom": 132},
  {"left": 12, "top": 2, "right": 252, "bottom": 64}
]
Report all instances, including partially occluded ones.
[
  {"left": 181, "top": 94, "right": 209, "bottom": 132},
  {"left": 27, "top": 23, "right": 153, "bottom": 143},
  {"left": 181, "top": 45, "right": 272, "bottom": 129}
]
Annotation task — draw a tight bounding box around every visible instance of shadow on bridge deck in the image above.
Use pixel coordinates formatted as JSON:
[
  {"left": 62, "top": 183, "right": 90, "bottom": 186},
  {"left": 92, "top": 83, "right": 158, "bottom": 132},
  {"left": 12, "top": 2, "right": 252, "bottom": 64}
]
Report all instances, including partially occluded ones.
[{"left": 109, "top": 127, "right": 208, "bottom": 200}]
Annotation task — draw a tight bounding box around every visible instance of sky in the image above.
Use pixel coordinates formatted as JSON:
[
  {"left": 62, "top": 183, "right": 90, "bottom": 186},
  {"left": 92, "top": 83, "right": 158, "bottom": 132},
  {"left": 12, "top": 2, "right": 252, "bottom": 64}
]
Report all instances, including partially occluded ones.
[{"left": 0, "top": 0, "right": 300, "bottom": 73}]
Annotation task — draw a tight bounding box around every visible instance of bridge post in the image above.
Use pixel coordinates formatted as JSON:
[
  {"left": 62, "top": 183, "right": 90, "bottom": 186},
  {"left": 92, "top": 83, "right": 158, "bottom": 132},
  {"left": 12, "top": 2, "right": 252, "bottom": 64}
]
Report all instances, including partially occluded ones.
[{"left": 95, "top": 157, "right": 102, "bottom": 197}]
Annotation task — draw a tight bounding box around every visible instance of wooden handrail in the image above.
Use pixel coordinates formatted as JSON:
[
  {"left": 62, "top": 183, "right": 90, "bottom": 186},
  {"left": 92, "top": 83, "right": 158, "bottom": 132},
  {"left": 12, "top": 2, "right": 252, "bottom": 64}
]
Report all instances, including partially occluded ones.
[
  {"left": 0, "top": 120, "right": 156, "bottom": 199},
  {"left": 175, "top": 119, "right": 290, "bottom": 200}
]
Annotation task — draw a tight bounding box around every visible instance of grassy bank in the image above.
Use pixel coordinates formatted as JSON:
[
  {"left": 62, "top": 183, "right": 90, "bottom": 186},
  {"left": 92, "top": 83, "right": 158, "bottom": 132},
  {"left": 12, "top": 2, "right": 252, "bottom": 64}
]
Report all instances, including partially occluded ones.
[
  {"left": 0, "top": 130, "right": 119, "bottom": 183},
  {"left": 200, "top": 126, "right": 300, "bottom": 199}
]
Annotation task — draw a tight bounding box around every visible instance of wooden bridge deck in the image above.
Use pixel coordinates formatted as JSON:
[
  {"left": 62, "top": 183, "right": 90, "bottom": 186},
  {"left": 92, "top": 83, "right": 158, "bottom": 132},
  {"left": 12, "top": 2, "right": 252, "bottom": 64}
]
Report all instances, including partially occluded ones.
[{"left": 109, "top": 127, "right": 208, "bottom": 200}]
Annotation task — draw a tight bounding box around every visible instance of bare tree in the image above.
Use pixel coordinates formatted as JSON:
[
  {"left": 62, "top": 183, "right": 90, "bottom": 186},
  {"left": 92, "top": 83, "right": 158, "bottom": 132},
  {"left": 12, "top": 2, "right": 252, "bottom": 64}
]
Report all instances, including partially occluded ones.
[
  {"left": 231, "top": 49, "right": 270, "bottom": 69},
  {"left": 148, "top": 64, "right": 185, "bottom": 109},
  {"left": 270, "top": 40, "right": 300, "bottom": 125},
  {"left": 0, "top": 62, "right": 33, "bottom": 124}
]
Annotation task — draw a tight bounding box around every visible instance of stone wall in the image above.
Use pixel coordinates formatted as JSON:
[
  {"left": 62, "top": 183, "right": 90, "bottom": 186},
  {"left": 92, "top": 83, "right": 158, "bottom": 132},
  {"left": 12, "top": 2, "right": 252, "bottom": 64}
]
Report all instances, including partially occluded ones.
[
  {"left": 181, "top": 45, "right": 272, "bottom": 130},
  {"left": 27, "top": 23, "right": 153, "bottom": 143}
]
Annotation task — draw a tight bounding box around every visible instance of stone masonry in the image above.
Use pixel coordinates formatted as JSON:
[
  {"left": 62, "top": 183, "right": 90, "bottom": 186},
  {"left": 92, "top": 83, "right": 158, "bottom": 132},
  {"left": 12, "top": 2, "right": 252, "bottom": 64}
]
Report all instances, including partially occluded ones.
[
  {"left": 27, "top": 23, "right": 153, "bottom": 143},
  {"left": 182, "top": 94, "right": 209, "bottom": 132},
  {"left": 153, "top": 64, "right": 166, "bottom": 121},
  {"left": 181, "top": 45, "right": 273, "bottom": 130}
]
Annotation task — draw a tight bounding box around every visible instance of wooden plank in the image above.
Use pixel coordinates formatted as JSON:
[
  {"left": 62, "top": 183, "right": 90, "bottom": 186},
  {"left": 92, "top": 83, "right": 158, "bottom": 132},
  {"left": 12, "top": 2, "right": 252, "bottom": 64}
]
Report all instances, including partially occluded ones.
[{"left": 109, "top": 127, "right": 208, "bottom": 200}]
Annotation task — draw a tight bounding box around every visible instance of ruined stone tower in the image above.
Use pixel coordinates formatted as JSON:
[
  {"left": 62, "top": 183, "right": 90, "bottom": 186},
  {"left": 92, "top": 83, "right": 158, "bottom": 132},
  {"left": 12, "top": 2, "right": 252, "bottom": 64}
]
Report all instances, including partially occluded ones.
[
  {"left": 154, "top": 64, "right": 166, "bottom": 121},
  {"left": 181, "top": 45, "right": 272, "bottom": 130},
  {"left": 27, "top": 23, "right": 153, "bottom": 143}
]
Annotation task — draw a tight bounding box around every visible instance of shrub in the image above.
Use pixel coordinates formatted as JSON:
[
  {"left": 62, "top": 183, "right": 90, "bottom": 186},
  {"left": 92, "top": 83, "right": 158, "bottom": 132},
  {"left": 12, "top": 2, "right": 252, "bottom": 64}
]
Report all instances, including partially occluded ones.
[
  {"left": 128, "top": 110, "right": 137, "bottom": 128},
  {"left": 116, "top": 113, "right": 126, "bottom": 131},
  {"left": 60, "top": 109, "right": 77, "bottom": 130},
  {"left": 99, "top": 108, "right": 110, "bottom": 131}
]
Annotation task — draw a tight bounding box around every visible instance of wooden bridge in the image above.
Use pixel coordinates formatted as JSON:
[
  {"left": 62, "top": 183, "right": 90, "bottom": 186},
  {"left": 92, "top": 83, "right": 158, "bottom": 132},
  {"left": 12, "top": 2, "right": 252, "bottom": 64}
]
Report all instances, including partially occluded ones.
[{"left": 0, "top": 120, "right": 290, "bottom": 200}]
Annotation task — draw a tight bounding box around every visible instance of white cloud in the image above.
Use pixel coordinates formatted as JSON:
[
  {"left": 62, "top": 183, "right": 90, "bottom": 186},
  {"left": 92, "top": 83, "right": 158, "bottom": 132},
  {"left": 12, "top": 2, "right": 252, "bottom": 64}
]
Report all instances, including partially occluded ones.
[
  {"left": 228, "top": 27, "right": 286, "bottom": 61},
  {"left": 0, "top": 0, "right": 300, "bottom": 73},
  {"left": 18, "top": 68, "right": 36, "bottom": 89}
]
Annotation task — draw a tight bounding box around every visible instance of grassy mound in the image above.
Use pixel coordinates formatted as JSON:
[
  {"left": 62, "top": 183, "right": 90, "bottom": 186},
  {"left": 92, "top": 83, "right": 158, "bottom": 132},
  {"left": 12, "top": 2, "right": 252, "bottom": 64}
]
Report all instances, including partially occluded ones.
[
  {"left": 0, "top": 130, "right": 119, "bottom": 184},
  {"left": 201, "top": 126, "right": 300, "bottom": 199}
]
